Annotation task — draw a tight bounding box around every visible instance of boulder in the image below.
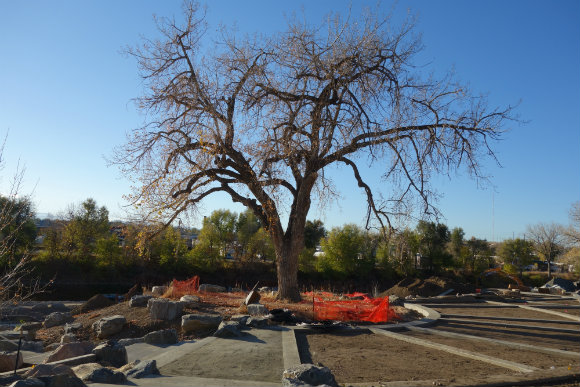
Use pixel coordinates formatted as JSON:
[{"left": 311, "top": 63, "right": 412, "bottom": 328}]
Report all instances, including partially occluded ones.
[
  {"left": 60, "top": 333, "right": 77, "bottom": 344},
  {"left": 181, "top": 314, "right": 222, "bottom": 334},
  {"left": 118, "top": 337, "right": 144, "bottom": 346},
  {"left": 71, "top": 294, "right": 114, "bottom": 315},
  {"left": 144, "top": 329, "right": 178, "bottom": 345},
  {"left": 38, "top": 374, "right": 87, "bottom": 387},
  {"left": 148, "top": 298, "right": 183, "bottom": 321},
  {"left": 64, "top": 323, "right": 83, "bottom": 335},
  {"left": 129, "top": 295, "right": 152, "bottom": 307},
  {"left": 198, "top": 284, "right": 226, "bottom": 293},
  {"left": 92, "top": 341, "right": 127, "bottom": 368},
  {"left": 0, "top": 351, "right": 23, "bottom": 372},
  {"left": 245, "top": 290, "right": 261, "bottom": 305},
  {"left": 179, "top": 295, "right": 200, "bottom": 308},
  {"left": 246, "top": 316, "right": 269, "bottom": 328},
  {"left": 8, "top": 378, "right": 45, "bottom": 387},
  {"left": 124, "top": 359, "right": 159, "bottom": 379},
  {"left": 230, "top": 314, "right": 249, "bottom": 326},
  {"left": 43, "top": 312, "right": 73, "bottom": 328},
  {"left": 388, "top": 295, "right": 404, "bottom": 307},
  {"left": 282, "top": 364, "right": 338, "bottom": 387},
  {"left": 24, "top": 363, "right": 76, "bottom": 378},
  {"left": 151, "top": 286, "right": 168, "bottom": 296},
  {"left": 247, "top": 303, "right": 269, "bottom": 316},
  {"left": 72, "top": 363, "right": 126, "bottom": 384},
  {"left": 213, "top": 321, "right": 243, "bottom": 338},
  {"left": 44, "top": 341, "right": 94, "bottom": 363},
  {"left": 92, "top": 315, "right": 126, "bottom": 339}
]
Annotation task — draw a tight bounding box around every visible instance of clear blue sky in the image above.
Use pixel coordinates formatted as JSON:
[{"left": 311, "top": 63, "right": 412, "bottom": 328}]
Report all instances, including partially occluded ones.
[{"left": 1, "top": 0, "right": 578, "bottom": 241}]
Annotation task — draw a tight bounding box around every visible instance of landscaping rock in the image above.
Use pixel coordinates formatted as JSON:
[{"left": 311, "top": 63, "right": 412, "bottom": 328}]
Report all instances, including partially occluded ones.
[
  {"left": 151, "top": 286, "right": 167, "bottom": 296},
  {"left": 124, "top": 359, "right": 159, "bottom": 379},
  {"left": 38, "top": 374, "right": 87, "bottom": 387},
  {"left": 61, "top": 333, "right": 77, "bottom": 344},
  {"left": 117, "top": 337, "right": 144, "bottom": 346},
  {"left": 44, "top": 341, "right": 94, "bottom": 363},
  {"left": 282, "top": 364, "right": 338, "bottom": 387},
  {"left": 129, "top": 295, "right": 152, "bottom": 307},
  {"left": 43, "top": 312, "right": 73, "bottom": 328},
  {"left": 198, "top": 284, "right": 226, "bottom": 293},
  {"left": 24, "top": 363, "right": 76, "bottom": 378},
  {"left": 72, "top": 363, "right": 126, "bottom": 384},
  {"left": 388, "top": 295, "right": 404, "bottom": 307},
  {"left": 181, "top": 313, "right": 222, "bottom": 334},
  {"left": 92, "top": 341, "right": 128, "bottom": 368},
  {"left": 144, "top": 329, "right": 178, "bottom": 345},
  {"left": 246, "top": 316, "right": 269, "bottom": 328},
  {"left": 179, "top": 295, "right": 200, "bottom": 308},
  {"left": 0, "top": 351, "right": 23, "bottom": 372},
  {"left": 148, "top": 298, "right": 183, "bottom": 321},
  {"left": 245, "top": 290, "right": 261, "bottom": 305},
  {"left": 92, "top": 315, "right": 126, "bottom": 339},
  {"left": 71, "top": 295, "right": 114, "bottom": 315},
  {"left": 8, "top": 378, "right": 45, "bottom": 387},
  {"left": 213, "top": 321, "right": 243, "bottom": 338},
  {"left": 45, "top": 343, "right": 60, "bottom": 352},
  {"left": 230, "top": 314, "right": 249, "bottom": 326},
  {"left": 64, "top": 323, "right": 83, "bottom": 335},
  {"left": 247, "top": 303, "right": 269, "bottom": 316}
]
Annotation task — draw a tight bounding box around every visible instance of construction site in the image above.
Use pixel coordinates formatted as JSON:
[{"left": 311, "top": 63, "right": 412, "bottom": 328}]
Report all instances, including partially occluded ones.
[{"left": 0, "top": 275, "right": 578, "bottom": 387}]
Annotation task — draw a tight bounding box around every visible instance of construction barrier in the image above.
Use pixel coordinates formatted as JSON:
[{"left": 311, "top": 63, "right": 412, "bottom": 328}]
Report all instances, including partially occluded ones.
[
  {"left": 306, "top": 291, "right": 398, "bottom": 323},
  {"left": 171, "top": 276, "right": 200, "bottom": 298}
]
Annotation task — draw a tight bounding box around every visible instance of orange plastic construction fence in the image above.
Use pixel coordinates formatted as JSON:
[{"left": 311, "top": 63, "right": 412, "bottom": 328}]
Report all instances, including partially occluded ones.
[
  {"left": 306, "top": 292, "right": 397, "bottom": 323},
  {"left": 171, "top": 276, "right": 200, "bottom": 298}
]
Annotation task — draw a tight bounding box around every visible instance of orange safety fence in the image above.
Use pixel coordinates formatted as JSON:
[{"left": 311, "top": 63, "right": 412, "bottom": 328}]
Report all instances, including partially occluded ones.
[
  {"left": 305, "top": 291, "right": 398, "bottom": 323},
  {"left": 171, "top": 276, "right": 200, "bottom": 298}
]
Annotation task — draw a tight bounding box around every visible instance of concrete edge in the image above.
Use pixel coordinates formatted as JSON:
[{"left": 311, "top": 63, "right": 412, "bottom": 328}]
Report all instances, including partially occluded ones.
[
  {"left": 281, "top": 328, "right": 301, "bottom": 369},
  {"left": 0, "top": 353, "right": 96, "bottom": 378},
  {"left": 485, "top": 300, "right": 580, "bottom": 322}
]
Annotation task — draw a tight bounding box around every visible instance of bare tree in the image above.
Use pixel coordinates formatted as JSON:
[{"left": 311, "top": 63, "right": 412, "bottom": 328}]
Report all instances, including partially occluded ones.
[
  {"left": 115, "top": 2, "right": 513, "bottom": 300},
  {"left": 526, "top": 223, "right": 564, "bottom": 278},
  {"left": 563, "top": 201, "right": 580, "bottom": 246}
]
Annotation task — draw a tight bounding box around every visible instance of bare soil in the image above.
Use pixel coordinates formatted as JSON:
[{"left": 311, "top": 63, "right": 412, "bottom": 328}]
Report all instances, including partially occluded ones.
[
  {"left": 435, "top": 306, "right": 579, "bottom": 321},
  {"left": 297, "top": 330, "right": 513, "bottom": 385}
]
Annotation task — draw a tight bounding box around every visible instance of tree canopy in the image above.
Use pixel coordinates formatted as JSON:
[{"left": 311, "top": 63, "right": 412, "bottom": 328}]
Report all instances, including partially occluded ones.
[{"left": 116, "top": 2, "right": 512, "bottom": 300}]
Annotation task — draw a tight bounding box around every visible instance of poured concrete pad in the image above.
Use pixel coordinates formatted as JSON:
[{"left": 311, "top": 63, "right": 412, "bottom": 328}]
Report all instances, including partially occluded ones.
[{"left": 160, "top": 328, "right": 283, "bottom": 383}]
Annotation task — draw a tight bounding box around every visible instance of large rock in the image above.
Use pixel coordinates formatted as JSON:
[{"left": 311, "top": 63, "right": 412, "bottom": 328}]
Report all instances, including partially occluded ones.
[
  {"left": 43, "top": 312, "right": 73, "bottom": 328},
  {"left": 117, "top": 337, "right": 144, "bottom": 346},
  {"left": 148, "top": 298, "right": 183, "bottom": 321},
  {"left": 64, "top": 323, "right": 83, "bottom": 335},
  {"left": 44, "top": 342, "right": 94, "bottom": 363},
  {"left": 129, "top": 295, "right": 152, "bottom": 307},
  {"left": 72, "top": 363, "right": 127, "bottom": 384},
  {"left": 198, "top": 284, "right": 226, "bottom": 293},
  {"left": 8, "top": 378, "right": 45, "bottom": 387},
  {"left": 245, "top": 290, "right": 261, "bottom": 305},
  {"left": 179, "top": 295, "right": 200, "bottom": 308},
  {"left": 213, "top": 321, "right": 243, "bottom": 338},
  {"left": 181, "top": 314, "right": 222, "bottom": 334},
  {"left": 92, "top": 315, "right": 126, "bottom": 339},
  {"left": 247, "top": 303, "right": 269, "bottom": 316},
  {"left": 92, "top": 341, "right": 127, "bottom": 368},
  {"left": 38, "top": 374, "right": 87, "bottom": 387},
  {"left": 60, "top": 333, "right": 78, "bottom": 344},
  {"left": 246, "top": 316, "right": 269, "bottom": 328},
  {"left": 151, "top": 286, "right": 168, "bottom": 296},
  {"left": 388, "top": 295, "right": 404, "bottom": 307},
  {"left": 24, "top": 363, "right": 76, "bottom": 378},
  {"left": 144, "top": 329, "right": 178, "bottom": 345},
  {"left": 0, "top": 351, "right": 23, "bottom": 372},
  {"left": 71, "top": 294, "right": 114, "bottom": 315},
  {"left": 282, "top": 364, "right": 338, "bottom": 387},
  {"left": 124, "top": 359, "right": 159, "bottom": 379}
]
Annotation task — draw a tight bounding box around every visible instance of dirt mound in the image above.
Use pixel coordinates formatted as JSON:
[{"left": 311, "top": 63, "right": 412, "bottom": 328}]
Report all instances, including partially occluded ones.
[
  {"left": 380, "top": 276, "right": 475, "bottom": 298},
  {"left": 71, "top": 294, "right": 115, "bottom": 315}
]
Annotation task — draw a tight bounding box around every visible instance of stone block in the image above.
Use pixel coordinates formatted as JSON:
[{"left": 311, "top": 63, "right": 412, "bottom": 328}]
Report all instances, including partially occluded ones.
[
  {"left": 144, "top": 329, "right": 178, "bottom": 345},
  {"left": 198, "top": 284, "right": 226, "bottom": 293},
  {"left": 147, "top": 298, "right": 183, "bottom": 321},
  {"left": 181, "top": 314, "right": 222, "bottom": 334},
  {"left": 92, "top": 315, "right": 126, "bottom": 339},
  {"left": 0, "top": 351, "right": 23, "bottom": 373},
  {"left": 247, "top": 303, "right": 269, "bottom": 316},
  {"left": 44, "top": 342, "right": 94, "bottom": 364},
  {"left": 92, "top": 341, "right": 127, "bottom": 368},
  {"left": 129, "top": 295, "right": 152, "bottom": 307}
]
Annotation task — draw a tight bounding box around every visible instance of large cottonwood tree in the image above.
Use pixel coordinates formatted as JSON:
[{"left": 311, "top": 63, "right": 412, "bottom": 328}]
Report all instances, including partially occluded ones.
[{"left": 116, "top": 2, "right": 512, "bottom": 300}]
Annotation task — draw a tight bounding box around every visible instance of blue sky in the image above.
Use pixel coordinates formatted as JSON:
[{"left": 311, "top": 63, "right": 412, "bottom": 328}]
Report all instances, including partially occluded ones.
[{"left": 0, "top": 0, "right": 578, "bottom": 241}]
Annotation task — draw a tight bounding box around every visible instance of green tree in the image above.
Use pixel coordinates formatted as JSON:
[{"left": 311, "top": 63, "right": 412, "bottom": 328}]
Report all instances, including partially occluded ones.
[
  {"left": 319, "top": 224, "right": 374, "bottom": 278},
  {"left": 416, "top": 221, "right": 452, "bottom": 271},
  {"left": 0, "top": 196, "right": 36, "bottom": 261},
  {"left": 304, "top": 220, "right": 326, "bottom": 249},
  {"left": 465, "top": 237, "right": 492, "bottom": 273},
  {"left": 62, "top": 198, "right": 109, "bottom": 260},
  {"left": 235, "top": 209, "right": 262, "bottom": 260},
  {"left": 499, "top": 238, "right": 534, "bottom": 274}
]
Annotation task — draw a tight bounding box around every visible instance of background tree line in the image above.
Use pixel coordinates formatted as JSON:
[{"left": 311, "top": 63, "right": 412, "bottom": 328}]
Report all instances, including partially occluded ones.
[{"left": 3, "top": 195, "right": 579, "bottom": 287}]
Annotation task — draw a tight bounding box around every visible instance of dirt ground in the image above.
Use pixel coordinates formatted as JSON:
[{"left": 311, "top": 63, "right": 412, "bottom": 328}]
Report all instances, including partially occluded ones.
[
  {"left": 434, "top": 306, "right": 580, "bottom": 321},
  {"left": 297, "top": 330, "right": 513, "bottom": 385}
]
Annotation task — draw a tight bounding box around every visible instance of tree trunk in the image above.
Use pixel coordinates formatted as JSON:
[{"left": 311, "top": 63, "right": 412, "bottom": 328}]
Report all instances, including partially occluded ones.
[{"left": 276, "top": 246, "right": 301, "bottom": 301}]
